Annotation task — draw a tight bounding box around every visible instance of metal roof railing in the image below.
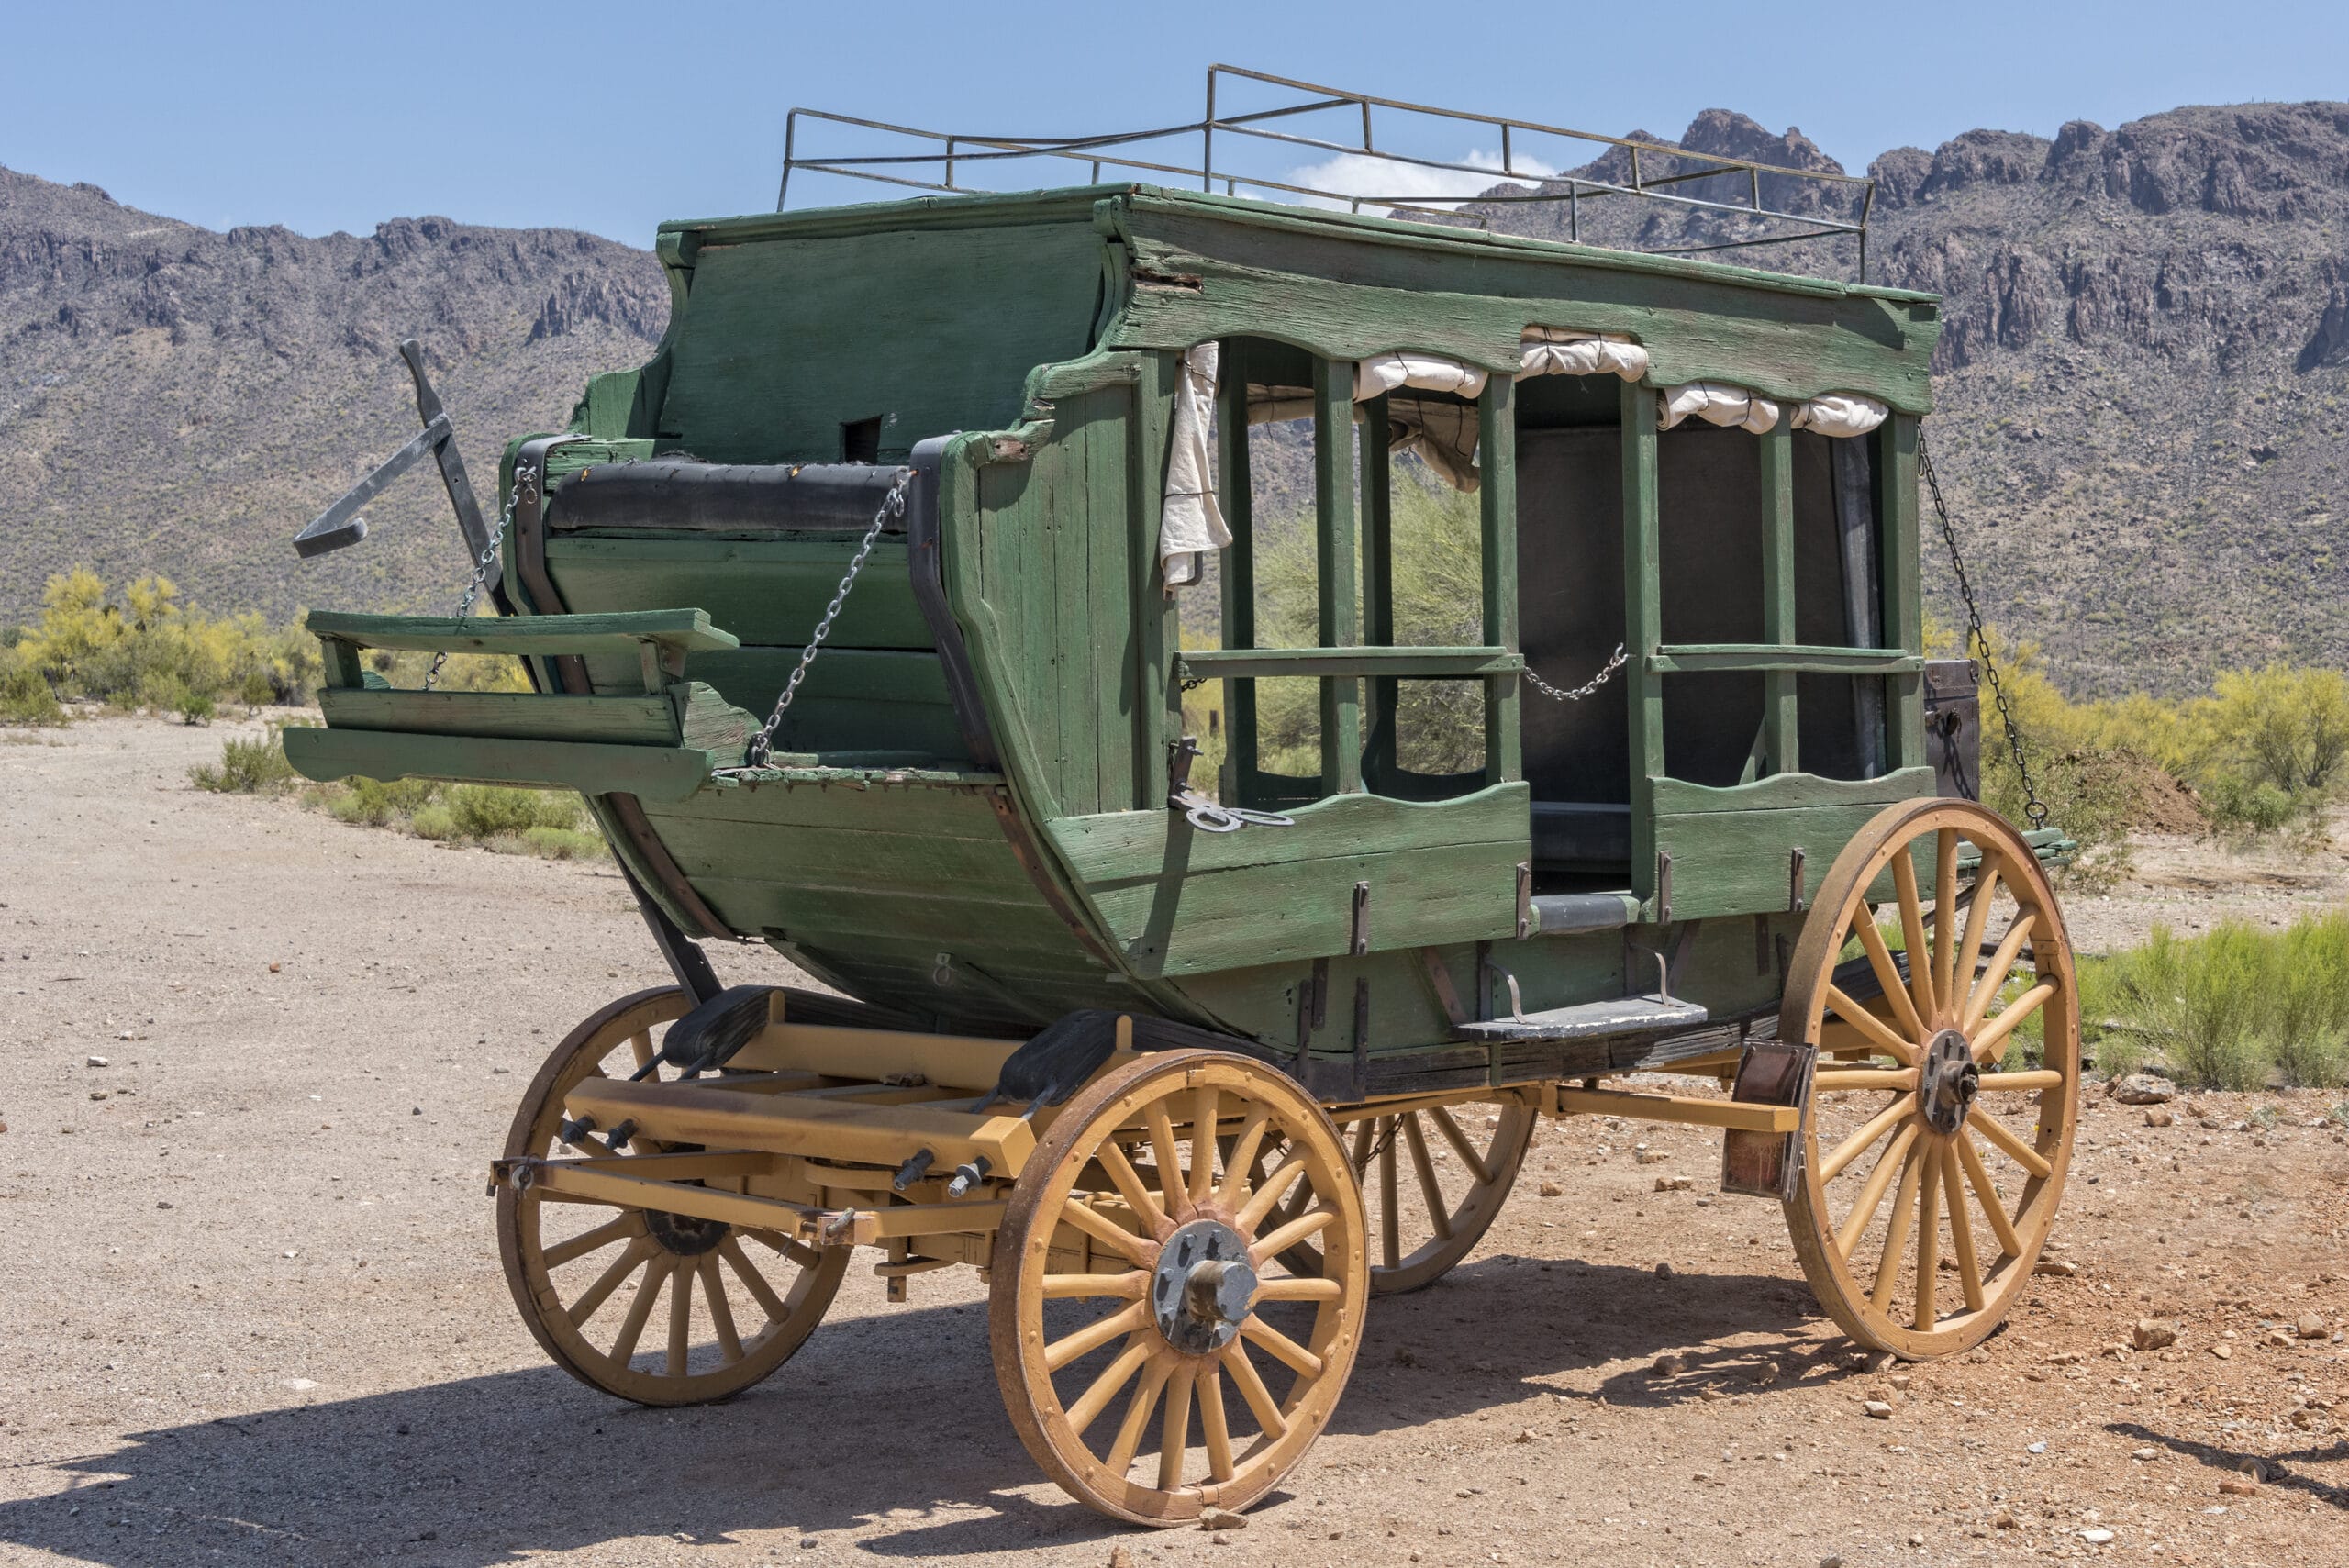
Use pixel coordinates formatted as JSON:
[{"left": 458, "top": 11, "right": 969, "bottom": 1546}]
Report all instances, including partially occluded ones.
[{"left": 777, "top": 65, "right": 1876, "bottom": 282}]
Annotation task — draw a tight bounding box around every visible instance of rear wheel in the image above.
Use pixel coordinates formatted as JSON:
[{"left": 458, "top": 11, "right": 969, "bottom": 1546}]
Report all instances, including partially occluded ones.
[
  {"left": 496, "top": 987, "right": 848, "bottom": 1405},
  {"left": 1780, "top": 800, "right": 2078, "bottom": 1359}
]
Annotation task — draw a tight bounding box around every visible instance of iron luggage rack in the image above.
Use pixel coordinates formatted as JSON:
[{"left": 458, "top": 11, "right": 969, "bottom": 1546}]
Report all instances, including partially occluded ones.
[{"left": 778, "top": 63, "right": 1876, "bottom": 282}]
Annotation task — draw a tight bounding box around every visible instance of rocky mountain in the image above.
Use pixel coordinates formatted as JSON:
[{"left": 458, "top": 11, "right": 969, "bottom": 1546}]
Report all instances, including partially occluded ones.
[
  {"left": 7, "top": 99, "right": 2349, "bottom": 695},
  {"left": 0, "top": 168, "right": 667, "bottom": 624},
  {"left": 1464, "top": 102, "right": 2349, "bottom": 695}
]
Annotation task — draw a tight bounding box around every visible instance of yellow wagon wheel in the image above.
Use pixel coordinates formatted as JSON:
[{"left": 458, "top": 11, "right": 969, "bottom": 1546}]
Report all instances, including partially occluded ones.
[
  {"left": 1258, "top": 1100, "right": 1537, "bottom": 1294},
  {"left": 497, "top": 986, "right": 849, "bottom": 1406},
  {"left": 1781, "top": 799, "right": 2078, "bottom": 1360},
  {"left": 989, "top": 1050, "right": 1368, "bottom": 1525}
]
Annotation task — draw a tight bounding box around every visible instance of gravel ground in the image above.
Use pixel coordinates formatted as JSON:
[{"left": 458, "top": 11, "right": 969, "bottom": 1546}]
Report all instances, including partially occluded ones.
[{"left": 2, "top": 716, "right": 2344, "bottom": 1568}]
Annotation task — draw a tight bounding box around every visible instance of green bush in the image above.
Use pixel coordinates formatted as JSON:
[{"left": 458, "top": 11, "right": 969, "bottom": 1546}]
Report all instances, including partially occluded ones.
[
  {"left": 0, "top": 660, "right": 65, "bottom": 727},
  {"left": 445, "top": 784, "right": 579, "bottom": 838},
  {"left": 190, "top": 726, "right": 302, "bottom": 794},
  {"left": 2079, "top": 912, "right": 2349, "bottom": 1090},
  {"left": 327, "top": 775, "right": 444, "bottom": 827}
]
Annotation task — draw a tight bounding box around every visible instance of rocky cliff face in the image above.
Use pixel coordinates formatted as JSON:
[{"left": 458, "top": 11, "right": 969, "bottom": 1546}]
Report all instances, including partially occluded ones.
[
  {"left": 0, "top": 169, "right": 666, "bottom": 623},
  {"left": 1467, "top": 102, "right": 2349, "bottom": 695},
  {"left": 7, "top": 102, "right": 2349, "bottom": 694}
]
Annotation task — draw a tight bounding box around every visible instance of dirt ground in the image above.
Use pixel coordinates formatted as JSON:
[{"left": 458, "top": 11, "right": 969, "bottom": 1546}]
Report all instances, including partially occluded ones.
[{"left": 3, "top": 716, "right": 2345, "bottom": 1568}]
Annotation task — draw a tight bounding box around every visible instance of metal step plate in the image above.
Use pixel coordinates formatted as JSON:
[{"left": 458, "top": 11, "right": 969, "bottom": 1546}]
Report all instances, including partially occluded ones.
[{"left": 1455, "top": 994, "right": 1709, "bottom": 1045}]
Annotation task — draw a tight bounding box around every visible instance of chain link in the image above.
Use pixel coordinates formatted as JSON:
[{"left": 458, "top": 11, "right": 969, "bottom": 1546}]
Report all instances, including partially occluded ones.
[
  {"left": 423, "top": 480, "right": 522, "bottom": 693},
  {"left": 727, "top": 473, "right": 912, "bottom": 772},
  {"left": 1523, "top": 642, "right": 1627, "bottom": 703},
  {"left": 1919, "top": 431, "right": 2046, "bottom": 828}
]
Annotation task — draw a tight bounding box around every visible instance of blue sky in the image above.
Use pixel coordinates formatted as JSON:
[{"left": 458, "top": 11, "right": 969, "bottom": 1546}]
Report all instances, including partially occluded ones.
[{"left": 6, "top": 1, "right": 2345, "bottom": 247}]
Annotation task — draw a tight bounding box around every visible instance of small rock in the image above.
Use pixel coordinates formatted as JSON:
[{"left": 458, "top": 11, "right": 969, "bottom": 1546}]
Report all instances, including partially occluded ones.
[
  {"left": 1822, "top": 1556, "right": 1847, "bottom": 1568},
  {"left": 2143, "top": 1107, "right": 2174, "bottom": 1128},
  {"left": 156, "top": 1200, "right": 173, "bottom": 1210},
  {"left": 2132, "top": 1447, "right": 2158, "bottom": 1462},
  {"left": 1511, "top": 1428, "right": 1539, "bottom": 1443},
  {"left": 86, "top": 1055, "right": 108, "bottom": 1068},
  {"left": 2034, "top": 1260, "right": 2079, "bottom": 1277},
  {"left": 1862, "top": 1400, "right": 1893, "bottom": 1419},
  {"left": 1197, "top": 1509, "right": 1247, "bottom": 1531},
  {"left": 1992, "top": 1508, "right": 2018, "bottom": 1529},
  {"left": 2218, "top": 1473, "right": 2259, "bottom": 1497},
  {"left": 2027, "top": 1440, "right": 2047, "bottom": 1454},
  {"left": 268, "top": 962, "right": 281, "bottom": 973},
  {"left": 2109, "top": 1073, "right": 2175, "bottom": 1105},
  {"left": 2132, "top": 1318, "right": 2179, "bottom": 1351},
  {"left": 282, "top": 1250, "right": 298, "bottom": 1260},
  {"left": 1651, "top": 1353, "right": 1684, "bottom": 1376},
  {"left": 2210, "top": 1344, "right": 2232, "bottom": 1360},
  {"left": 2265, "top": 1329, "right": 2294, "bottom": 1348},
  {"left": 1634, "top": 1150, "right": 1666, "bottom": 1164},
  {"left": 411, "top": 1107, "right": 422, "bottom": 1116},
  {"left": 2298, "top": 1311, "right": 2330, "bottom": 1340},
  {"left": 1653, "top": 1175, "right": 1692, "bottom": 1192},
  {"left": 800, "top": 1538, "right": 819, "bottom": 1550},
  {"left": 88, "top": 1090, "right": 107, "bottom": 1102},
  {"left": 1653, "top": 1262, "right": 1675, "bottom": 1280},
  {"left": 1537, "top": 1181, "right": 1563, "bottom": 1197},
  {"left": 2082, "top": 1527, "right": 2114, "bottom": 1545},
  {"left": 281, "top": 1377, "right": 317, "bottom": 1392}
]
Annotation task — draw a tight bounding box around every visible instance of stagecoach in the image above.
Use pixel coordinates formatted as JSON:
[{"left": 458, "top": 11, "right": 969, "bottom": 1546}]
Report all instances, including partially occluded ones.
[{"left": 284, "top": 69, "right": 2079, "bottom": 1524}]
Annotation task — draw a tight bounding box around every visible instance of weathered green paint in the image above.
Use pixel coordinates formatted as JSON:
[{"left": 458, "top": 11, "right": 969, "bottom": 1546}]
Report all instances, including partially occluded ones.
[
  {"left": 317, "top": 683, "right": 751, "bottom": 753},
  {"left": 283, "top": 728, "right": 719, "bottom": 803},
  {"left": 1881, "top": 415, "right": 1928, "bottom": 771},
  {"left": 1620, "top": 380, "right": 1664, "bottom": 904},
  {"left": 1478, "top": 374, "right": 1520, "bottom": 785},
  {"left": 307, "top": 608, "right": 737, "bottom": 660},
  {"left": 1312, "top": 356, "right": 1361, "bottom": 795},
  {"left": 1647, "top": 645, "right": 1925, "bottom": 674},
  {"left": 1177, "top": 647, "right": 1521, "bottom": 679},
  {"left": 1760, "top": 422, "right": 1798, "bottom": 775},
  {"left": 545, "top": 536, "right": 936, "bottom": 650}
]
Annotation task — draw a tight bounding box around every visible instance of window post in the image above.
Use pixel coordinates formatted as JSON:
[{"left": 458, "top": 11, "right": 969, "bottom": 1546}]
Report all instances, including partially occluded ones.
[
  {"left": 1478, "top": 374, "right": 1520, "bottom": 785},
  {"left": 1620, "top": 380, "right": 1664, "bottom": 900},
  {"left": 1216, "top": 340, "right": 1257, "bottom": 803},
  {"left": 1880, "top": 415, "right": 1926, "bottom": 772},
  {"left": 1760, "top": 419, "right": 1798, "bottom": 775},
  {"left": 1360, "top": 393, "right": 1396, "bottom": 786},
  {"left": 1313, "top": 357, "right": 1362, "bottom": 794}
]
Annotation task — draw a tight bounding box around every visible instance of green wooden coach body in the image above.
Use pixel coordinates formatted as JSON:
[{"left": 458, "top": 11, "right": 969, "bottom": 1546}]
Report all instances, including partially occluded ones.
[{"left": 293, "top": 183, "right": 1971, "bottom": 1094}]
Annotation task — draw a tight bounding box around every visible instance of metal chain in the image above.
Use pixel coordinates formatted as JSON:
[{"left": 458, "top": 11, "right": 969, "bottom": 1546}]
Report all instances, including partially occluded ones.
[
  {"left": 1524, "top": 642, "right": 1627, "bottom": 703},
  {"left": 424, "top": 479, "right": 526, "bottom": 692},
  {"left": 1919, "top": 431, "right": 2047, "bottom": 828},
  {"left": 729, "top": 473, "right": 912, "bottom": 771}
]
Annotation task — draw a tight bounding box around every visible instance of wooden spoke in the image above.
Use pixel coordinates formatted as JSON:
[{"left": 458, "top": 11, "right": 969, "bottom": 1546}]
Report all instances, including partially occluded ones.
[
  {"left": 1253, "top": 1275, "right": 1345, "bottom": 1301},
  {"left": 1853, "top": 906, "right": 1928, "bottom": 1044},
  {"left": 1783, "top": 802, "right": 2076, "bottom": 1359},
  {"left": 1377, "top": 1120, "right": 1401, "bottom": 1270},
  {"left": 1096, "top": 1138, "right": 1169, "bottom": 1237},
  {"left": 1186, "top": 1086, "right": 1220, "bottom": 1204},
  {"left": 1107, "top": 1355, "right": 1177, "bottom": 1475},
  {"left": 1042, "top": 1270, "right": 1148, "bottom": 1300},
  {"left": 1913, "top": 1146, "right": 1943, "bottom": 1331},
  {"left": 1144, "top": 1103, "right": 1186, "bottom": 1214},
  {"left": 1971, "top": 1111, "right": 2054, "bottom": 1180},
  {"left": 1972, "top": 985, "right": 2057, "bottom": 1065},
  {"left": 666, "top": 1255, "right": 694, "bottom": 1376},
  {"left": 698, "top": 1254, "right": 743, "bottom": 1364},
  {"left": 1235, "top": 1153, "right": 1309, "bottom": 1229},
  {"left": 1223, "top": 1341, "right": 1287, "bottom": 1439},
  {"left": 1954, "top": 1133, "right": 2025, "bottom": 1258},
  {"left": 1197, "top": 1368, "right": 1236, "bottom": 1482},
  {"left": 1889, "top": 851, "right": 1938, "bottom": 1022},
  {"left": 1813, "top": 1067, "right": 1920, "bottom": 1093},
  {"left": 1067, "top": 1340, "right": 1154, "bottom": 1436},
  {"left": 1932, "top": 828, "right": 1962, "bottom": 1013},
  {"left": 1964, "top": 913, "right": 2038, "bottom": 1033},
  {"left": 1869, "top": 1144, "right": 1926, "bottom": 1312},
  {"left": 498, "top": 987, "right": 845, "bottom": 1407},
  {"left": 1218, "top": 1106, "right": 1275, "bottom": 1207},
  {"left": 1251, "top": 1205, "right": 1337, "bottom": 1263},
  {"left": 1823, "top": 985, "right": 1919, "bottom": 1063},
  {"left": 1941, "top": 1142, "right": 1987, "bottom": 1314},
  {"left": 1974, "top": 1067, "right": 2065, "bottom": 1093},
  {"left": 1157, "top": 1365, "right": 1195, "bottom": 1492},
  {"left": 1835, "top": 1122, "right": 1920, "bottom": 1261},
  {"left": 608, "top": 1255, "right": 670, "bottom": 1366},
  {"left": 566, "top": 1236, "right": 655, "bottom": 1327},
  {"left": 1046, "top": 1300, "right": 1151, "bottom": 1373},
  {"left": 1425, "top": 1105, "right": 1494, "bottom": 1184},
  {"left": 1819, "top": 1095, "right": 1916, "bottom": 1184},
  {"left": 720, "top": 1237, "right": 790, "bottom": 1324},
  {"left": 1058, "top": 1196, "right": 1157, "bottom": 1267},
  {"left": 1241, "top": 1317, "right": 1325, "bottom": 1379},
  {"left": 1400, "top": 1114, "right": 1454, "bottom": 1242}
]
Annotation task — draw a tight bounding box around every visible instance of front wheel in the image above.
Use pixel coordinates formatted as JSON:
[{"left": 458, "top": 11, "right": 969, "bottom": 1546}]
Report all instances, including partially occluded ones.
[{"left": 1780, "top": 800, "right": 2079, "bottom": 1360}]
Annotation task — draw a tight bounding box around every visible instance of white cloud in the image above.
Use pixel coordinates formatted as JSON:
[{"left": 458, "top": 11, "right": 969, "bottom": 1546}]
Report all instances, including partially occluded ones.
[{"left": 1278, "top": 147, "right": 1556, "bottom": 213}]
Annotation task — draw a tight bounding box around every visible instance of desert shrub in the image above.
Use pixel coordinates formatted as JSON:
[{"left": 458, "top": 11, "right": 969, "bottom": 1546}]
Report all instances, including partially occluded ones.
[
  {"left": 326, "top": 775, "right": 445, "bottom": 827},
  {"left": 13, "top": 568, "right": 321, "bottom": 710},
  {"left": 0, "top": 657, "right": 65, "bottom": 727},
  {"left": 2077, "top": 913, "right": 2349, "bottom": 1090},
  {"left": 511, "top": 825, "right": 607, "bottom": 860},
  {"left": 445, "top": 784, "right": 580, "bottom": 838},
  {"left": 190, "top": 724, "right": 303, "bottom": 794}
]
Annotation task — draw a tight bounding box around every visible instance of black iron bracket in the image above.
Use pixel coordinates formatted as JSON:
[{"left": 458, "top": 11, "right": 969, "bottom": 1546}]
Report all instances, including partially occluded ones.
[{"left": 292, "top": 339, "right": 508, "bottom": 614}]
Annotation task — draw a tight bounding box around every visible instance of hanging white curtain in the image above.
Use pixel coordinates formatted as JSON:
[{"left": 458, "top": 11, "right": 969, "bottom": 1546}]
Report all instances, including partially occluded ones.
[
  {"left": 1353, "top": 350, "right": 1487, "bottom": 403},
  {"left": 1159, "top": 342, "right": 1230, "bottom": 591},
  {"left": 1790, "top": 392, "right": 1889, "bottom": 438},
  {"left": 1658, "top": 381, "right": 1782, "bottom": 434},
  {"left": 1516, "top": 328, "right": 1650, "bottom": 382}
]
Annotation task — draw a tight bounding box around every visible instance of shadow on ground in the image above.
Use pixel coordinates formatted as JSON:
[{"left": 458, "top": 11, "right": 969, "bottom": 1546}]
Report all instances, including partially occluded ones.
[
  {"left": 2107, "top": 1420, "right": 2349, "bottom": 1511},
  {"left": 3, "top": 1252, "right": 1849, "bottom": 1564}
]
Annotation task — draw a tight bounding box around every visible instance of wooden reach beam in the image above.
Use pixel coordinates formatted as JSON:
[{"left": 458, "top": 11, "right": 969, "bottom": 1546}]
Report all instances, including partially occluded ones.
[{"left": 1551, "top": 1084, "right": 1801, "bottom": 1133}]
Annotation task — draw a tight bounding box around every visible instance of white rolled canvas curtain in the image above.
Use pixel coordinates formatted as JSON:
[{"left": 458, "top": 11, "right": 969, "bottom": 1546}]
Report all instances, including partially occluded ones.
[
  {"left": 1516, "top": 328, "right": 1650, "bottom": 382},
  {"left": 1658, "top": 381, "right": 1783, "bottom": 434},
  {"left": 1158, "top": 342, "right": 1230, "bottom": 591},
  {"left": 1353, "top": 350, "right": 1487, "bottom": 403},
  {"left": 1790, "top": 392, "right": 1889, "bottom": 438}
]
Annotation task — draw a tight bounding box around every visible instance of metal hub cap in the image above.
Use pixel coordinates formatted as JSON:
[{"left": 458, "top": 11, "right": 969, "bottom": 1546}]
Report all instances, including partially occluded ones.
[
  {"left": 1152, "top": 1218, "right": 1257, "bottom": 1354},
  {"left": 1919, "top": 1029, "right": 1981, "bottom": 1136},
  {"left": 645, "top": 1208, "right": 729, "bottom": 1256}
]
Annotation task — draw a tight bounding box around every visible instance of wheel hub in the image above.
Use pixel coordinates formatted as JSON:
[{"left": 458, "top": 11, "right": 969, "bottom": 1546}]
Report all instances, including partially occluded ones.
[
  {"left": 1152, "top": 1218, "right": 1257, "bottom": 1354},
  {"left": 1919, "top": 1029, "right": 1980, "bottom": 1135},
  {"left": 644, "top": 1207, "right": 729, "bottom": 1256}
]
